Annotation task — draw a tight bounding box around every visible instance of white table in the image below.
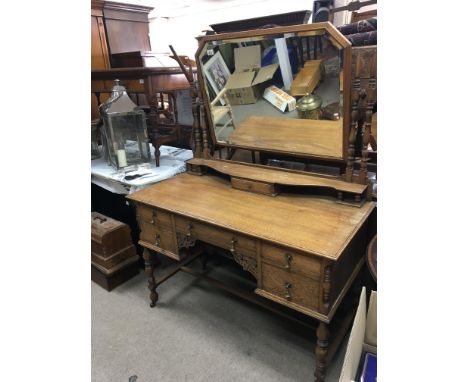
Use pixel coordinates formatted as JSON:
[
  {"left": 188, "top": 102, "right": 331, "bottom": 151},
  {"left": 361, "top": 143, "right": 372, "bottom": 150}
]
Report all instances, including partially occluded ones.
[{"left": 91, "top": 145, "right": 193, "bottom": 194}]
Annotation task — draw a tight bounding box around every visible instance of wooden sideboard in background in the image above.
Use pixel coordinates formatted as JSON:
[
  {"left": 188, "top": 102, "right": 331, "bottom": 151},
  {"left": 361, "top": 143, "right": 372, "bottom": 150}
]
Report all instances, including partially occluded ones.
[{"left": 91, "top": 0, "right": 154, "bottom": 119}]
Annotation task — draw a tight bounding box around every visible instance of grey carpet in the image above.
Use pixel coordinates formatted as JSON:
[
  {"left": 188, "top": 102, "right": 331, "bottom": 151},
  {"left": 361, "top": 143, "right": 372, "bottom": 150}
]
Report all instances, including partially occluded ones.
[{"left": 92, "top": 257, "right": 349, "bottom": 382}]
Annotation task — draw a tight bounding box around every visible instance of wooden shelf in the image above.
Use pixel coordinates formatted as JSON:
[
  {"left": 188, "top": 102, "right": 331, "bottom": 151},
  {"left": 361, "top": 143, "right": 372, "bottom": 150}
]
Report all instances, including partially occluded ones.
[{"left": 187, "top": 158, "right": 367, "bottom": 204}]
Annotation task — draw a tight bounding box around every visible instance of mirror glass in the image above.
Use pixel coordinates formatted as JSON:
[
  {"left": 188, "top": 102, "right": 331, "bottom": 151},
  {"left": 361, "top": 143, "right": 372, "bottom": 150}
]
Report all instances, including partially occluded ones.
[{"left": 198, "top": 27, "right": 346, "bottom": 160}]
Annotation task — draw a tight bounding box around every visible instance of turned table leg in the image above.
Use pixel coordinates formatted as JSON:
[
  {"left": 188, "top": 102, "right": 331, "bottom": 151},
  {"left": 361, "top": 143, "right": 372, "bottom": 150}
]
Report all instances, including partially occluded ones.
[
  {"left": 314, "top": 321, "right": 330, "bottom": 382},
  {"left": 143, "top": 249, "right": 158, "bottom": 307}
]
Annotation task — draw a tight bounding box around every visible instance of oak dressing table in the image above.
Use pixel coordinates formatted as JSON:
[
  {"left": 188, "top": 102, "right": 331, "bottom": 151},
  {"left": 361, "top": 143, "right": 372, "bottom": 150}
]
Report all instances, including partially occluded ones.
[{"left": 127, "top": 22, "right": 376, "bottom": 381}]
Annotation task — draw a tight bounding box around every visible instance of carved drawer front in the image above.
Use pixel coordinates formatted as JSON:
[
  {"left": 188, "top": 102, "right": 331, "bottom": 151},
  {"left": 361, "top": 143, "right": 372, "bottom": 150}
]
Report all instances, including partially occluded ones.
[
  {"left": 261, "top": 262, "right": 319, "bottom": 311},
  {"left": 138, "top": 205, "right": 173, "bottom": 230},
  {"left": 262, "top": 243, "right": 321, "bottom": 280},
  {"left": 174, "top": 216, "right": 256, "bottom": 257}
]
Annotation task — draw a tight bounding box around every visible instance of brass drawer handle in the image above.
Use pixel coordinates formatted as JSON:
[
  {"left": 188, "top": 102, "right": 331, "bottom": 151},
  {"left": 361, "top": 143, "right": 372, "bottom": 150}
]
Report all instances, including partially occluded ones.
[
  {"left": 284, "top": 282, "right": 292, "bottom": 300},
  {"left": 186, "top": 222, "right": 193, "bottom": 239},
  {"left": 150, "top": 210, "right": 157, "bottom": 225},
  {"left": 284, "top": 253, "right": 292, "bottom": 270},
  {"left": 230, "top": 238, "right": 237, "bottom": 255},
  {"left": 155, "top": 234, "right": 161, "bottom": 247}
]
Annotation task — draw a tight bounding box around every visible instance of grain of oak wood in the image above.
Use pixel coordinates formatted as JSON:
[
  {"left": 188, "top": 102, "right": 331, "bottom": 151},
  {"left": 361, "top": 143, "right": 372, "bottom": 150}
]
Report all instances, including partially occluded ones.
[
  {"left": 127, "top": 173, "right": 375, "bottom": 260},
  {"left": 228, "top": 116, "right": 344, "bottom": 159}
]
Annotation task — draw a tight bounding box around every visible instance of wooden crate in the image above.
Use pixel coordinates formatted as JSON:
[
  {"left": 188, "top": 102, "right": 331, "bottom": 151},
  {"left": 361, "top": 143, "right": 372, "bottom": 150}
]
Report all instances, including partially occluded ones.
[
  {"left": 91, "top": 212, "right": 133, "bottom": 257},
  {"left": 91, "top": 256, "right": 140, "bottom": 291},
  {"left": 291, "top": 60, "right": 322, "bottom": 96},
  {"left": 91, "top": 212, "right": 139, "bottom": 291}
]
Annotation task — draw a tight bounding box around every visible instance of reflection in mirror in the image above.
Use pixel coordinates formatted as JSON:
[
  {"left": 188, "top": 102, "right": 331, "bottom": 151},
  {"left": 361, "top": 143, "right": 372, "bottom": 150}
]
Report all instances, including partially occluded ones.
[{"left": 199, "top": 29, "right": 345, "bottom": 160}]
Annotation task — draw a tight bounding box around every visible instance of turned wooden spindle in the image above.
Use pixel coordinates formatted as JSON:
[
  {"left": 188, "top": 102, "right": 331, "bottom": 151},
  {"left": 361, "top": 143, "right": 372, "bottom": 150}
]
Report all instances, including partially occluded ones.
[
  {"left": 188, "top": 65, "right": 202, "bottom": 158},
  {"left": 200, "top": 103, "right": 211, "bottom": 159},
  {"left": 143, "top": 249, "right": 158, "bottom": 307},
  {"left": 321, "top": 265, "right": 332, "bottom": 311},
  {"left": 345, "top": 82, "right": 360, "bottom": 182},
  {"left": 191, "top": 83, "right": 202, "bottom": 157},
  {"left": 314, "top": 322, "right": 330, "bottom": 382},
  {"left": 358, "top": 100, "right": 373, "bottom": 184}
]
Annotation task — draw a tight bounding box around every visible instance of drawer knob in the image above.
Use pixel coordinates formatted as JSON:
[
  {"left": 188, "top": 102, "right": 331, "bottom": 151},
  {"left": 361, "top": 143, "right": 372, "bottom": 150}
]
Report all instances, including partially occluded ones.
[
  {"left": 230, "top": 238, "right": 237, "bottom": 255},
  {"left": 150, "top": 210, "right": 157, "bottom": 224},
  {"left": 186, "top": 223, "right": 193, "bottom": 239},
  {"left": 284, "top": 253, "right": 292, "bottom": 270},
  {"left": 284, "top": 282, "right": 292, "bottom": 300},
  {"left": 155, "top": 234, "right": 161, "bottom": 247}
]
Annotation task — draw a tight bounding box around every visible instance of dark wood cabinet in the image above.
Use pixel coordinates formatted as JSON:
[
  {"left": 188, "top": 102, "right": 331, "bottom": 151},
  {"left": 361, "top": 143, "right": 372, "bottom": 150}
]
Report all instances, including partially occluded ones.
[
  {"left": 91, "top": 0, "right": 110, "bottom": 70},
  {"left": 102, "top": 1, "right": 153, "bottom": 67},
  {"left": 91, "top": 0, "right": 110, "bottom": 119},
  {"left": 91, "top": 3, "right": 110, "bottom": 70},
  {"left": 91, "top": 0, "right": 154, "bottom": 119}
]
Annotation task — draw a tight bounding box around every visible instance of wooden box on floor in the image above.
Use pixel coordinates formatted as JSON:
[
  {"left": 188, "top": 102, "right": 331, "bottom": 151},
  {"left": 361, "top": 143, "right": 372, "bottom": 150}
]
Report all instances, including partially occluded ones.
[
  {"left": 91, "top": 212, "right": 139, "bottom": 291},
  {"left": 291, "top": 60, "right": 322, "bottom": 96},
  {"left": 91, "top": 257, "right": 139, "bottom": 291}
]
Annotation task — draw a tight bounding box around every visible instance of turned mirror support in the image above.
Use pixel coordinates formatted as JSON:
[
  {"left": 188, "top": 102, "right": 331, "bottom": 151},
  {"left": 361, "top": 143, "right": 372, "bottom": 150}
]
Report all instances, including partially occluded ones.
[
  {"left": 191, "top": 74, "right": 203, "bottom": 158},
  {"left": 200, "top": 104, "right": 212, "bottom": 159},
  {"left": 345, "top": 78, "right": 361, "bottom": 182}
]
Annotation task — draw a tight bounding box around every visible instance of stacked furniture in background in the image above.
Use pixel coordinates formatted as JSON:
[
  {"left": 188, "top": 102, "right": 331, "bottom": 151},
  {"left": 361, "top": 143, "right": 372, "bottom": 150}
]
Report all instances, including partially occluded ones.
[
  {"left": 91, "top": 0, "right": 154, "bottom": 119},
  {"left": 346, "top": 19, "right": 377, "bottom": 176},
  {"left": 91, "top": 212, "right": 140, "bottom": 291},
  {"left": 337, "top": 18, "right": 377, "bottom": 46}
]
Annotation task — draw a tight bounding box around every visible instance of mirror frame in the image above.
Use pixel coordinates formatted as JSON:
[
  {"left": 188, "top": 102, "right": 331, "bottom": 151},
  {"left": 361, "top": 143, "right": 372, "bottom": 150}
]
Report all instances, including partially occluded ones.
[{"left": 195, "top": 21, "right": 351, "bottom": 164}]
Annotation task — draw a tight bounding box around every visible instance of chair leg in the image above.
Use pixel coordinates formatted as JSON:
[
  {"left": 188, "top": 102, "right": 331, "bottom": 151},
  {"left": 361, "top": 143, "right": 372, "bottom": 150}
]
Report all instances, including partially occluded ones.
[
  {"left": 227, "top": 148, "right": 236, "bottom": 160},
  {"left": 314, "top": 36, "right": 318, "bottom": 60},
  {"left": 153, "top": 144, "right": 161, "bottom": 167}
]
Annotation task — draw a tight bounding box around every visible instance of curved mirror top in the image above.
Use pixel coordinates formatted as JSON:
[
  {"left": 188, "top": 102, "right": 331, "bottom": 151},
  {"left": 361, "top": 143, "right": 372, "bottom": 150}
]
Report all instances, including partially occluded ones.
[{"left": 197, "top": 23, "right": 350, "bottom": 161}]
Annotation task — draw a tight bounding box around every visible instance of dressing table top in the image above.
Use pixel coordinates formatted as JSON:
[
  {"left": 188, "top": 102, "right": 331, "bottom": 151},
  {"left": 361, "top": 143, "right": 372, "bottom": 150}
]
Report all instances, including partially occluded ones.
[{"left": 128, "top": 173, "right": 375, "bottom": 260}]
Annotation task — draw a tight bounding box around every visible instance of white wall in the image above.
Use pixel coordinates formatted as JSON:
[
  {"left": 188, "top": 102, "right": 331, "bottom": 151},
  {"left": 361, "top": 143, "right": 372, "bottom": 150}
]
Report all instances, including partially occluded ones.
[
  {"left": 118, "top": 0, "right": 376, "bottom": 58},
  {"left": 148, "top": 0, "right": 315, "bottom": 58}
]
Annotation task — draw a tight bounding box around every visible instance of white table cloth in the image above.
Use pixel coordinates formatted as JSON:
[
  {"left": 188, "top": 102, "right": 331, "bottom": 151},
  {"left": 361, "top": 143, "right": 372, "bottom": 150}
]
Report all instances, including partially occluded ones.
[{"left": 91, "top": 145, "right": 193, "bottom": 194}]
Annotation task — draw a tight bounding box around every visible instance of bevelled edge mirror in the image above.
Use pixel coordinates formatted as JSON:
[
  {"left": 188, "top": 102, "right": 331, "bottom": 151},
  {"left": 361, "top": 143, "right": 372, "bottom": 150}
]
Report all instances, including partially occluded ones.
[{"left": 195, "top": 21, "right": 351, "bottom": 164}]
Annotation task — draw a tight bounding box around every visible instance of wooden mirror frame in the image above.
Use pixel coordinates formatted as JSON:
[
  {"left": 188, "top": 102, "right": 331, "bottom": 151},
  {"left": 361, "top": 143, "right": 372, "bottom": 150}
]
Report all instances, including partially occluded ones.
[{"left": 195, "top": 21, "right": 351, "bottom": 164}]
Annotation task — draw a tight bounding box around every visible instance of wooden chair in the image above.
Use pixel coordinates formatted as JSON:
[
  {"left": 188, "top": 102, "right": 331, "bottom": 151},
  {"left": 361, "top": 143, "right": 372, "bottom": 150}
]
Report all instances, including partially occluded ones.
[
  {"left": 209, "top": 87, "right": 235, "bottom": 137},
  {"left": 147, "top": 91, "right": 181, "bottom": 167}
]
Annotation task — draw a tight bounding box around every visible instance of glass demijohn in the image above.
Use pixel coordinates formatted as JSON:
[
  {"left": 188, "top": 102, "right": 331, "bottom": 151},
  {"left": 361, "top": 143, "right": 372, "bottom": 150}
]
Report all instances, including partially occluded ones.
[{"left": 99, "top": 80, "right": 151, "bottom": 169}]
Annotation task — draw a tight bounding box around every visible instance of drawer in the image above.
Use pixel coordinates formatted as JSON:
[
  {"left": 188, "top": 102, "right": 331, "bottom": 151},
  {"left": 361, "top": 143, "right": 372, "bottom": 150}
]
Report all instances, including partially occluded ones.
[
  {"left": 262, "top": 243, "right": 321, "bottom": 280},
  {"left": 174, "top": 216, "right": 256, "bottom": 257},
  {"left": 137, "top": 205, "right": 173, "bottom": 229},
  {"left": 261, "top": 262, "right": 319, "bottom": 311},
  {"left": 140, "top": 224, "right": 178, "bottom": 256}
]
